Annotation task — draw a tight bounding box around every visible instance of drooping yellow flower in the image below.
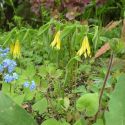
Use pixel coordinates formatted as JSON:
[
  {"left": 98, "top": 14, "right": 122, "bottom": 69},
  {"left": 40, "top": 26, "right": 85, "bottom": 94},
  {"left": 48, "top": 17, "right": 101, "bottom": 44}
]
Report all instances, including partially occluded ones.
[
  {"left": 12, "top": 40, "right": 21, "bottom": 59},
  {"left": 77, "top": 36, "right": 91, "bottom": 58},
  {"left": 50, "top": 31, "right": 61, "bottom": 50},
  {"left": 10, "top": 43, "right": 14, "bottom": 54}
]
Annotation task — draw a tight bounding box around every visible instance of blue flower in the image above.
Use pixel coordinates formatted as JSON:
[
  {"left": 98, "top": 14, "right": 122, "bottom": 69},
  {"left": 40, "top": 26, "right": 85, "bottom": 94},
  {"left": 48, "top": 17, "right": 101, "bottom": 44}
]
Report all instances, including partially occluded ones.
[
  {"left": 0, "top": 64, "right": 4, "bottom": 73},
  {"left": 23, "top": 81, "right": 30, "bottom": 88},
  {"left": 4, "top": 74, "right": 14, "bottom": 83},
  {"left": 2, "top": 48, "right": 9, "bottom": 53},
  {"left": 3, "top": 59, "right": 12, "bottom": 68},
  {"left": 2, "top": 59, "right": 17, "bottom": 73},
  {"left": 8, "top": 63, "right": 16, "bottom": 73},
  {"left": 0, "top": 53, "right": 7, "bottom": 57},
  {"left": 3, "top": 72, "right": 18, "bottom": 83},
  {"left": 0, "top": 48, "right": 9, "bottom": 57},
  {"left": 0, "top": 47, "right": 18, "bottom": 84},
  {"left": 30, "top": 81, "right": 36, "bottom": 91}
]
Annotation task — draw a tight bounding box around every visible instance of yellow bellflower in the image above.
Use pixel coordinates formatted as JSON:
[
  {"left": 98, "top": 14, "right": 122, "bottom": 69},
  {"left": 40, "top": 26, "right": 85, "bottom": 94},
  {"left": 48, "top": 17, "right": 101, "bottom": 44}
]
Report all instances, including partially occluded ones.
[
  {"left": 10, "top": 43, "right": 14, "bottom": 54},
  {"left": 12, "top": 40, "right": 21, "bottom": 59},
  {"left": 50, "top": 31, "right": 61, "bottom": 50},
  {"left": 77, "top": 36, "right": 91, "bottom": 58}
]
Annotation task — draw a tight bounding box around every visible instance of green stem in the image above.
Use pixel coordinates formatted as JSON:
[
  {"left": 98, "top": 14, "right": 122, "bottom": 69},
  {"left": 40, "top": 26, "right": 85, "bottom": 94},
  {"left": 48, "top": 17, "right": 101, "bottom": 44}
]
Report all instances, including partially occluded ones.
[
  {"left": 64, "top": 57, "right": 77, "bottom": 87},
  {"left": 62, "top": 56, "right": 80, "bottom": 97}
]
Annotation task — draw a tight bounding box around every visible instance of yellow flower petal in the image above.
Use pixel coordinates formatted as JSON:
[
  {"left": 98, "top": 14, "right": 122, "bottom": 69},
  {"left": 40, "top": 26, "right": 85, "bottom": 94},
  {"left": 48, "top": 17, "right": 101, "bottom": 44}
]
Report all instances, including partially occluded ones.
[
  {"left": 10, "top": 43, "right": 14, "bottom": 54},
  {"left": 56, "top": 39, "right": 61, "bottom": 50},
  {"left": 77, "top": 35, "right": 91, "bottom": 58},
  {"left": 50, "top": 31, "right": 61, "bottom": 50},
  {"left": 77, "top": 45, "right": 84, "bottom": 56},
  {"left": 50, "top": 39, "right": 57, "bottom": 48},
  {"left": 13, "top": 40, "right": 21, "bottom": 59}
]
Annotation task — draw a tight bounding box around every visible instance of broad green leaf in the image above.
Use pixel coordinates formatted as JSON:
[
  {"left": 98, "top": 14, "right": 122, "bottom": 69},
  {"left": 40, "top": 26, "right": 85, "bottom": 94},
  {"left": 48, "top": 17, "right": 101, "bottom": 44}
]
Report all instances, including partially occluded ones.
[
  {"left": 0, "top": 92, "right": 37, "bottom": 125},
  {"left": 2, "top": 83, "right": 12, "bottom": 93},
  {"left": 24, "top": 91, "right": 35, "bottom": 101},
  {"left": 13, "top": 94, "right": 25, "bottom": 106},
  {"left": 76, "top": 93, "right": 99, "bottom": 117},
  {"left": 41, "top": 118, "right": 59, "bottom": 125},
  {"left": 105, "top": 74, "right": 125, "bottom": 125},
  {"left": 32, "top": 98, "right": 48, "bottom": 114}
]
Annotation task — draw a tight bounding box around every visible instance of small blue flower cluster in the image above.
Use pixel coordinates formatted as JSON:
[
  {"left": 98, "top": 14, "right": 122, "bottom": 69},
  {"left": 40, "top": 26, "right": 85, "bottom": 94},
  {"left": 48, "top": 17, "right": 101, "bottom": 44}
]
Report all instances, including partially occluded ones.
[
  {"left": 23, "top": 80, "right": 36, "bottom": 91},
  {"left": 2, "top": 59, "right": 17, "bottom": 73},
  {"left": 4, "top": 73, "right": 18, "bottom": 83},
  {"left": 0, "top": 47, "right": 18, "bottom": 83},
  {"left": 0, "top": 48, "right": 9, "bottom": 57}
]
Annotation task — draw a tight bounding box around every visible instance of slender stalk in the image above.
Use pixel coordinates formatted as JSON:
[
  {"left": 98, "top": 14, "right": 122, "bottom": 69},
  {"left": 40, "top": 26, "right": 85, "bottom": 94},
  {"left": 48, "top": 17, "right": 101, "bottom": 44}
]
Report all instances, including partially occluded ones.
[{"left": 94, "top": 52, "right": 113, "bottom": 122}]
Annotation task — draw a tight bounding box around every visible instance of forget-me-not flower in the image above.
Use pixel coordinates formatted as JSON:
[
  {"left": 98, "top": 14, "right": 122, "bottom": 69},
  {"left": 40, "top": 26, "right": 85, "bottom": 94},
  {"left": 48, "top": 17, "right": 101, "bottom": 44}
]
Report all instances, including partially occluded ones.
[
  {"left": 4, "top": 74, "right": 14, "bottom": 83},
  {"left": 23, "top": 81, "right": 30, "bottom": 88},
  {"left": 30, "top": 81, "right": 36, "bottom": 91},
  {"left": 23, "top": 80, "right": 36, "bottom": 91},
  {"left": 2, "top": 59, "right": 17, "bottom": 73},
  {"left": 0, "top": 47, "right": 18, "bottom": 83},
  {"left": 0, "top": 47, "right": 9, "bottom": 57}
]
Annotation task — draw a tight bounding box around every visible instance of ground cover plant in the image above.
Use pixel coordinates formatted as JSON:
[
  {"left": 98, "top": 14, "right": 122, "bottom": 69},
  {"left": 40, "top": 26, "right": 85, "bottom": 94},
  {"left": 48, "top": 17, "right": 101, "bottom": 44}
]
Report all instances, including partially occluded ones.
[
  {"left": 1, "top": 1, "right": 125, "bottom": 125},
  {"left": 0, "top": 19, "right": 125, "bottom": 125}
]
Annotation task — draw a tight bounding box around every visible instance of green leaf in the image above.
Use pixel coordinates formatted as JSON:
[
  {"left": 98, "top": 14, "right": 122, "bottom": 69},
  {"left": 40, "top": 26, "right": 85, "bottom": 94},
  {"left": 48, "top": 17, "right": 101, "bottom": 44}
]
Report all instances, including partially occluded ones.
[
  {"left": 92, "top": 119, "right": 104, "bottom": 125},
  {"left": 24, "top": 64, "right": 36, "bottom": 78},
  {"left": 41, "top": 118, "right": 60, "bottom": 125},
  {"left": 76, "top": 93, "right": 99, "bottom": 117},
  {"left": 24, "top": 91, "right": 35, "bottom": 101},
  {"left": 105, "top": 74, "right": 125, "bottom": 125},
  {"left": 74, "top": 118, "right": 87, "bottom": 125},
  {"left": 92, "top": 26, "right": 99, "bottom": 51},
  {"left": 0, "top": 92, "right": 37, "bottom": 125},
  {"left": 72, "top": 85, "right": 86, "bottom": 94},
  {"left": 32, "top": 98, "right": 48, "bottom": 114},
  {"left": 13, "top": 94, "right": 25, "bottom": 106},
  {"left": 2, "top": 83, "right": 12, "bottom": 93}
]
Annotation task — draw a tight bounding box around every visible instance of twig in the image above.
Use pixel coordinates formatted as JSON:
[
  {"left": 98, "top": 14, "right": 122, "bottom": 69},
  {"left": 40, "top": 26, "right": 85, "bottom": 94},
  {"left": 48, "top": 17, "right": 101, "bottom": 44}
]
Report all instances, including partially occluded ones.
[{"left": 94, "top": 52, "right": 113, "bottom": 122}]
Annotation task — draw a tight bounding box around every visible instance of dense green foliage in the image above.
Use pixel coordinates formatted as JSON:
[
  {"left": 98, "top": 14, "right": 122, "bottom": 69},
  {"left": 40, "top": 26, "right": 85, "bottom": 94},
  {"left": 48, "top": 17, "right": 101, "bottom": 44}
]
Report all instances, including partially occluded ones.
[
  {"left": 0, "top": 0, "right": 125, "bottom": 125},
  {"left": 0, "top": 19, "right": 125, "bottom": 125}
]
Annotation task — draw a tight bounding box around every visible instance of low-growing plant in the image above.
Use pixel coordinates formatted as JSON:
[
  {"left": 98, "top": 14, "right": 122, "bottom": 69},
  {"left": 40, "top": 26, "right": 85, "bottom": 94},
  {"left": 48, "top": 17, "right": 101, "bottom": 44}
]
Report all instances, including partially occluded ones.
[{"left": 0, "top": 19, "right": 125, "bottom": 125}]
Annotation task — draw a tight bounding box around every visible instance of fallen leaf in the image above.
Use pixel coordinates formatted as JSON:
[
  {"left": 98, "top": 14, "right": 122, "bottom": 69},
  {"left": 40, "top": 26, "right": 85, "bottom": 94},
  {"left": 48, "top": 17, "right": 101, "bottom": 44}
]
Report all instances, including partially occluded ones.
[
  {"left": 94, "top": 42, "right": 110, "bottom": 58},
  {"left": 105, "top": 20, "right": 121, "bottom": 31}
]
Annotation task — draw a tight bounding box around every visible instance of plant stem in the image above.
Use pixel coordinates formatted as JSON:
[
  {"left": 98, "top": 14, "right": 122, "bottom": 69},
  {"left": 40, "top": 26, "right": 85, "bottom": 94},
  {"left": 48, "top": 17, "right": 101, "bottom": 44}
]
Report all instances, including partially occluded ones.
[{"left": 94, "top": 52, "right": 113, "bottom": 122}]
